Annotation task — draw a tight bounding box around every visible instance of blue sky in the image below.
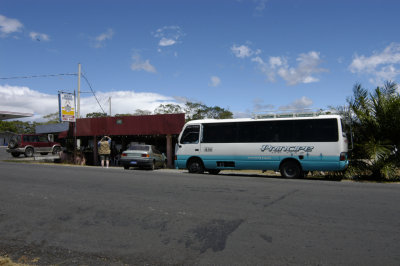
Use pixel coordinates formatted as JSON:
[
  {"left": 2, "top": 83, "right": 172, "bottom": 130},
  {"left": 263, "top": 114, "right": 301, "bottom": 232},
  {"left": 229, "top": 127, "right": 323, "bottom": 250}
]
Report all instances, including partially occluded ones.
[{"left": 1, "top": 0, "right": 400, "bottom": 121}]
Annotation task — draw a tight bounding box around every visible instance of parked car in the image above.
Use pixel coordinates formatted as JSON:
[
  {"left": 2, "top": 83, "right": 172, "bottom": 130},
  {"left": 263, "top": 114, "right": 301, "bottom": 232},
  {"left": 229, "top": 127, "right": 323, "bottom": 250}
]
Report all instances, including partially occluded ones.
[
  {"left": 6, "top": 134, "right": 62, "bottom": 157},
  {"left": 120, "top": 144, "right": 166, "bottom": 170}
]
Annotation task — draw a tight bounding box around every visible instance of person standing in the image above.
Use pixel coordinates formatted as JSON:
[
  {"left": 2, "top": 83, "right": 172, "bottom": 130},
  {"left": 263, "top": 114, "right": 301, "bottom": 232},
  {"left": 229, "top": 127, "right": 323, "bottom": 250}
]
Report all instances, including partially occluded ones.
[{"left": 98, "top": 136, "right": 111, "bottom": 168}]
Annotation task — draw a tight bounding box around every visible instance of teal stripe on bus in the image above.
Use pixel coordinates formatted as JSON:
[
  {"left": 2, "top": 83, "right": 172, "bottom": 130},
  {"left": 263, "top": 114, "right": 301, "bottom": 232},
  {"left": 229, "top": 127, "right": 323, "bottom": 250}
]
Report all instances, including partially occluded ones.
[{"left": 175, "top": 154, "right": 347, "bottom": 171}]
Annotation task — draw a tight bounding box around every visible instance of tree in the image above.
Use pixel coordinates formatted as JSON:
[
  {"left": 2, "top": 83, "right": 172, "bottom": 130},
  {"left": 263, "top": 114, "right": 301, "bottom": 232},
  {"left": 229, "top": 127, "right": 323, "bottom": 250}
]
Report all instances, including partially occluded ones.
[
  {"left": 183, "top": 101, "right": 233, "bottom": 121},
  {"left": 205, "top": 105, "right": 233, "bottom": 119},
  {"left": 132, "top": 109, "right": 152, "bottom": 116},
  {"left": 115, "top": 113, "right": 133, "bottom": 117},
  {"left": 0, "top": 120, "right": 35, "bottom": 133},
  {"left": 154, "top": 101, "right": 233, "bottom": 121},
  {"left": 184, "top": 102, "right": 207, "bottom": 121},
  {"left": 154, "top": 104, "right": 183, "bottom": 114},
  {"left": 42, "top": 112, "right": 60, "bottom": 124},
  {"left": 347, "top": 81, "right": 400, "bottom": 179},
  {"left": 86, "top": 112, "right": 108, "bottom": 118},
  {"left": 0, "top": 121, "right": 18, "bottom": 132}
]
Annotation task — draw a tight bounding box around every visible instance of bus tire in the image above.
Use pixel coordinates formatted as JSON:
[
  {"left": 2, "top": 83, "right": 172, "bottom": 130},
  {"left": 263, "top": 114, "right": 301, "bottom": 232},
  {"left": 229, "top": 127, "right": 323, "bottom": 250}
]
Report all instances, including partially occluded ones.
[
  {"left": 280, "top": 160, "right": 302, "bottom": 179},
  {"left": 187, "top": 158, "right": 204, "bottom": 174}
]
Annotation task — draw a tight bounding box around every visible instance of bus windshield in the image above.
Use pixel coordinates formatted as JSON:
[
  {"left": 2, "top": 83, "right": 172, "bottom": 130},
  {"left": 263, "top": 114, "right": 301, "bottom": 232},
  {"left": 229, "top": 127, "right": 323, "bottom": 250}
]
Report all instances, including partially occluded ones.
[{"left": 180, "top": 125, "right": 200, "bottom": 144}]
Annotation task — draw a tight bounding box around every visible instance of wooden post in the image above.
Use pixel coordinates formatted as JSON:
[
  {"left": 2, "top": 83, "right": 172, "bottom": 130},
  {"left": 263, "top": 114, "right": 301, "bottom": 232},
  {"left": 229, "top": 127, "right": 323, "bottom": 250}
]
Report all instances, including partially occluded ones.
[
  {"left": 166, "top": 134, "right": 173, "bottom": 168},
  {"left": 93, "top": 135, "right": 98, "bottom": 166}
]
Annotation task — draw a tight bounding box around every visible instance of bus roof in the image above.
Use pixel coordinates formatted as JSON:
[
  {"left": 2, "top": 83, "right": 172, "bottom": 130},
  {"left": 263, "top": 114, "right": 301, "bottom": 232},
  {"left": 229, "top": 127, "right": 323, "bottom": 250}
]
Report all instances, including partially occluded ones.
[{"left": 185, "top": 114, "right": 342, "bottom": 125}]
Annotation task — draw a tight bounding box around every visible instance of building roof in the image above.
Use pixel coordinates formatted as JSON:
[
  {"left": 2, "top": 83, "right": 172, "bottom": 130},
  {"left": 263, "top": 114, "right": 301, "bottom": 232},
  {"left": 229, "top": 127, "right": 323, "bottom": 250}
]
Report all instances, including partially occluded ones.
[
  {"left": 36, "top": 122, "right": 70, "bottom": 134},
  {"left": 75, "top": 113, "right": 185, "bottom": 136},
  {"left": 0, "top": 111, "right": 33, "bottom": 120}
]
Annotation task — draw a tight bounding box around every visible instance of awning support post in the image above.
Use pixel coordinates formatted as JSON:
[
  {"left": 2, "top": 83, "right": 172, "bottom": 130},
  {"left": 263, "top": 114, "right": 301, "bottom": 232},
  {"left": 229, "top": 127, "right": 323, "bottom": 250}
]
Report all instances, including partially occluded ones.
[
  {"left": 166, "top": 134, "right": 173, "bottom": 168},
  {"left": 94, "top": 135, "right": 98, "bottom": 166}
]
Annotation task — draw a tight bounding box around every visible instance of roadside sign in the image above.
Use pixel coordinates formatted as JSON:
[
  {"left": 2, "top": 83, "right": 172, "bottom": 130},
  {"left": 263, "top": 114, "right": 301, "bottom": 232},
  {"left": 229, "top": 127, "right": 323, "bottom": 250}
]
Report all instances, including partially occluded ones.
[{"left": 58, "top": 92, "right": 76, "bottom": 122}]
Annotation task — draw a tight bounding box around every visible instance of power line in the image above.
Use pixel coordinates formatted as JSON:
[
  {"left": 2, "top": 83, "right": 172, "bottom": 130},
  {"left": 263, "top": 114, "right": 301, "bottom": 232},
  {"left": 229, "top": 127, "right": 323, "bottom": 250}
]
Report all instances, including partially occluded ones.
[
  {"left": 81, "top": 72, "right": 106, "bottom": 114},
  {"left": 0, "top": 71, "right": 106, "bottom": 115},
  {"left": 0, "top": 73, "right": 77, "bottom": 80}
]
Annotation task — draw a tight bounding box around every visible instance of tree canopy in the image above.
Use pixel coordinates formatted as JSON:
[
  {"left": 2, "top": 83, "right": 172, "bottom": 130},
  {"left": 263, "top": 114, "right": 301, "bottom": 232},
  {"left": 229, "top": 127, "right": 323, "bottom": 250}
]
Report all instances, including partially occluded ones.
[
  {"left": 184, "top": 102, "right": 233, "bottom": 121},
  {"left": 154, "top": 104, "right": 183, "bottom": 115},
  {"left": 42, "top": 112, "right": 60, "bottom": 124},
  {"left": 153, "top": 101, "right": 233, "bottom": 121},
  {"left": 0, "top": 120, "right": 36, "bottom": 134},
  {"left": 86, "top": 112, "right": 108, "bottom": 118}
]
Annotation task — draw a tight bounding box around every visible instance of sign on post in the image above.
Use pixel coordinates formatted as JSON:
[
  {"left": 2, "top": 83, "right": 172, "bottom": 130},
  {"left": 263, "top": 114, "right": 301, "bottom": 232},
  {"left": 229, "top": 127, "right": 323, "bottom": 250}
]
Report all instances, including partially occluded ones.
[{"left": 58, "top": 92, "right": 76, "bottom": 122}]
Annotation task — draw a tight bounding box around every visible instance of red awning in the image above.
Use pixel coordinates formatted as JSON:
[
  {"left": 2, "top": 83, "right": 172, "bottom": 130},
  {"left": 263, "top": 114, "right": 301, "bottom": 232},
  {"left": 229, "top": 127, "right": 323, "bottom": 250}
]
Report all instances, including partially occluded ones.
[
  {"left": 58, "top": 130, "right": 69, "bottom": 139},
  {"left": 75, "top": 113, "right": 185, "bottom": 137}
]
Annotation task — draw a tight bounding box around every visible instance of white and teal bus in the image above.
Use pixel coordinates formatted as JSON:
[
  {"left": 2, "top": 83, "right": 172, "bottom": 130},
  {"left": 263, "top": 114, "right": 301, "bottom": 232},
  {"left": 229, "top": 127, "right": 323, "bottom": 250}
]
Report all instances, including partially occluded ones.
[{"left": 175, "top": 113, "right": 349, "bottom": 178}]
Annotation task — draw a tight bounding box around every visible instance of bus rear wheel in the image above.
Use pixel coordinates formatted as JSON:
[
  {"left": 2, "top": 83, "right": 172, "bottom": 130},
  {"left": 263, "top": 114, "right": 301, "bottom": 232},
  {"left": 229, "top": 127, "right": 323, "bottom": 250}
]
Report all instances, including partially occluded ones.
[
  {"left": 280, "top": 161, "right": 302, "bottom": 179},
  {"left": 187, "top": 158, "right": 204, "bottom": 174}
]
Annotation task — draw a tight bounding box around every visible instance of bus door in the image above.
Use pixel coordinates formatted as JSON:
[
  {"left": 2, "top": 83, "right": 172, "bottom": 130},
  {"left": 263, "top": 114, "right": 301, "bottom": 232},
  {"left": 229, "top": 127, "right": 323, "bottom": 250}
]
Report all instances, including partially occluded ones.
[{"left": 178, "top": 124, "right": 201, "bottom": 156}]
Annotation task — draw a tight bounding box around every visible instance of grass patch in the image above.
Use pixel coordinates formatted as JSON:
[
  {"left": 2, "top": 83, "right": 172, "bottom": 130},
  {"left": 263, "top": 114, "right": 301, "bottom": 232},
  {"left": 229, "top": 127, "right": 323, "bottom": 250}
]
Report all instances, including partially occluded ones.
[
  {"left": 0, "top": 256, "right": 26, "bottom": 266},
  {"left": 0, "top": 256, "right": 14, "bottom": 266}
]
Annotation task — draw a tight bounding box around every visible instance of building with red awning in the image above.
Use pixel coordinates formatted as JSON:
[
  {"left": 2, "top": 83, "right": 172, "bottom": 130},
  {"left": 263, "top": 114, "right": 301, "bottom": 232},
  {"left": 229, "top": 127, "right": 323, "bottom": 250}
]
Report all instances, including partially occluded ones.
[{"left": 37, "top": 113, "right": 185, "bottom": 167}]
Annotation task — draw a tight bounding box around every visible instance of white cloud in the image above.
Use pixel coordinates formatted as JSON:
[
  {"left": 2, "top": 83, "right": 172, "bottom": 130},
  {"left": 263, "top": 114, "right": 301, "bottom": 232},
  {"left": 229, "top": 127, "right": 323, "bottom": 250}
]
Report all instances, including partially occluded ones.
[
  {"left": 131, "top": 54, "right": 157, "bottom": 73},
  {"left": 0, "top": 84, "right": 178, "bottom": 121},
  {"left": 0, "top": 85, "right": 57, "bottom": 117},
  {"left": 255, "top": 0, "right": 268, "bottom": 13},
  {"left": 153, "top": 26, "right": 183, "bottom": 49},
  {"left": 159, "top": 37, "right": 176, "bottom": 47},
  {"left": 277, "top": 51, "right": 326, "bottom": 85},
  {"left": 234, "top": 96, "right": 313, "bottom": 118},
  {"left": 349, "top": 43, "right": 400, "bottom": 84},
  {"left": 253, "top": 98, "right": 274, "bottom": 113},
  {"left": 279, "top": 96, "right": 313, "bottom": 112},
  {"left": 29, "top": 31, "right": 50, "bottom": 41},
  {"left": 80, "top": 91, "right": 175, "bottom": 117},
  {"left": 94, "top": 28, "right": 114, "bottom": 48},
  {"left": 252, "top": 56, "right": 281, "bottom": 82},
  {"left": 269, "top": 56, "right": 285, "bottom": 68},
  {"left": 0, "top": 14, "right": 23, "bottom": 37},
  {"left": 209, "top": 76, "right": 221, "bottom": 87},
  {"left": 232, "top": 42, "right": 326, "bottom": 85},
  {"left": 251, "top": 51, "right": 327, "bottom": 85},
  {"left": 251, "top": 56, "right": 264, "bottom": 65},
  {"left": 231, "top": 44, "right": 254, "bottom": 58}
]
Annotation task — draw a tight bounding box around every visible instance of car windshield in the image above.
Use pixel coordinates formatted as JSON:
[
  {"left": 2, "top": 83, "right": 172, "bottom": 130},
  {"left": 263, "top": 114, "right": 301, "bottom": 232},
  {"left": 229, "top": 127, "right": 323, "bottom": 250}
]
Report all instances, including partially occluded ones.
[{"left": 128, "top": 145, "right": 150, "bottom": 151}]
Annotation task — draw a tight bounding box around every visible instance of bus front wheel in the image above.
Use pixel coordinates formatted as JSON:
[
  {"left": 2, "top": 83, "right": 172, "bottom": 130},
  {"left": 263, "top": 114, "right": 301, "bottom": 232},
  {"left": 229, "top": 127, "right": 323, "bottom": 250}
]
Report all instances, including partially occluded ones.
[
  {"left": 280, "top": 161, "right": 302, "bottom": 179},
  {"left": 187, "top": 159, "right": 204, "bottom": 174}
]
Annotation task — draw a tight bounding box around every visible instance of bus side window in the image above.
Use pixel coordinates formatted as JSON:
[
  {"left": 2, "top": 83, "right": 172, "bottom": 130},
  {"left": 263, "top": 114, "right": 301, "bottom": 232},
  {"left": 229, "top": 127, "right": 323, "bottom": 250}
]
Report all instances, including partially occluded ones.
[{"left": 181, "top": 125, "right": 200, "bottom": 144}]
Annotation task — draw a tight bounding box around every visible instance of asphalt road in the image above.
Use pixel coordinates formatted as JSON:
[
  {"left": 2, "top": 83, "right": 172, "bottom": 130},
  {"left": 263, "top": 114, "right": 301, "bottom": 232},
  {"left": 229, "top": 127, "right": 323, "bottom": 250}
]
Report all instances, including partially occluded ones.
[
  {"left": 0, "top": 146, "right": 11, "bottom": 160},
  {"left": 0, "top": 161, "right": 399, "bottom": 265}
]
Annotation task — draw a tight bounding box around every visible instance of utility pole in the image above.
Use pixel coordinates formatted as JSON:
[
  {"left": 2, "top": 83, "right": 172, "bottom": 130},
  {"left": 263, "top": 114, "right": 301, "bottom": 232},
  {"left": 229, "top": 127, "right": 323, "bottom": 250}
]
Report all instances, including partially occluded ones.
[
  {"left": 75, "top": 63, "right": 81, "bottom": 164},
  {"left": 77, "top": 63, "right": 81, "bottom": 118},
  {"left": 109, "top": 96, "right": 112, "bottom": 116}
]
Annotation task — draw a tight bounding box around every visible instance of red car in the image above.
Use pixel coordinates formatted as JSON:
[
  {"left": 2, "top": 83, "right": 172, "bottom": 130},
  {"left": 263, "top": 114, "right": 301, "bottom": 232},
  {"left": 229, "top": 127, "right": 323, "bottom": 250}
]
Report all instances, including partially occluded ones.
[{"left": 7, "top": 134, "right": 62, "bottom": 157}]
